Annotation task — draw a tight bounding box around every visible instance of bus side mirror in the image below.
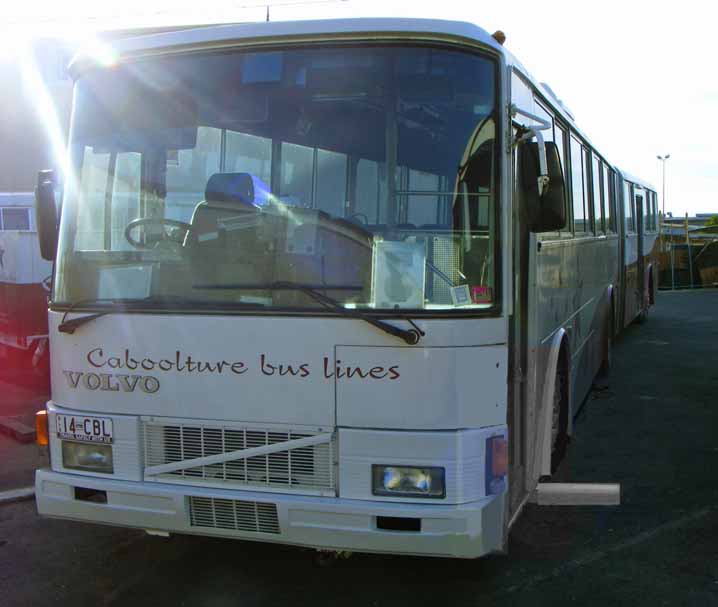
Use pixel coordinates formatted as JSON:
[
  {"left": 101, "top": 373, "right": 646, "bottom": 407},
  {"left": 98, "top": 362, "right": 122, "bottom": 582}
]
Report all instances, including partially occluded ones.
[
  {"left": 520, "top": 141, "right": 567, "bottom": 232},
  {"left": 35, "top": 169, "right": 58, "bottom": 261}
]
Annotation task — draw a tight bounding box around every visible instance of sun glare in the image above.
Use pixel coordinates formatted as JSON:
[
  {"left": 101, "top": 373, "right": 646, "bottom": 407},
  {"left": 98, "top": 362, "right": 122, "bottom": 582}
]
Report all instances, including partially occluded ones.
[{"left": 14, "top": 34, "right": 73, "bottom": 183}]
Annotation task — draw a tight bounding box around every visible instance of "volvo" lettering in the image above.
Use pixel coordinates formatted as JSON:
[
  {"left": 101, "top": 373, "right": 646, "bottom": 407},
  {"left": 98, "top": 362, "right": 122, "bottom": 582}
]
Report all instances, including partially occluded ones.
[{"left": 63, "top": 371, "right": 160, "bottom": 394}]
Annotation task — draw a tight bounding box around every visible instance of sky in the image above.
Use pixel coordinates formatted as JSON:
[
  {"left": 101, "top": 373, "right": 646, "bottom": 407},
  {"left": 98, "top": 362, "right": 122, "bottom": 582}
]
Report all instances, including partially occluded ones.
[{"left": 2, "top": 0, "right": 716, "bottom": 217}]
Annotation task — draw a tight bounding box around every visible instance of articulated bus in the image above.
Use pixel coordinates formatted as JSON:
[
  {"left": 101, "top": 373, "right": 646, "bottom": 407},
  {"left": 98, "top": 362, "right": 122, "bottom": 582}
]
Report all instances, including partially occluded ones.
[
  {"left": 34, "top": 19, "right": 657, "bottom": 559},
  {"left": 0, "top": 192, "right": 52, "bottom": 373}
]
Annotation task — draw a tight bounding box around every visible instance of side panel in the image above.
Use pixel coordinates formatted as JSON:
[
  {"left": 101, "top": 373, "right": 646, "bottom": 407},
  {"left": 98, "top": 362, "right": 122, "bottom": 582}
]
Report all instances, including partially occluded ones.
[
  {"left": 0, "top": 230, "right": 52, "bottom": 349},
  {"left": 532, "top": 237, "right": 617, "bottom": 420}
]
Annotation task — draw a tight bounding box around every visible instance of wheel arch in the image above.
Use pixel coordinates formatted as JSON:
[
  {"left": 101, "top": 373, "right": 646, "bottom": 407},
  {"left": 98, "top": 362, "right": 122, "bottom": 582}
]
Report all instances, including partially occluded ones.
[{"left": 536, "top": 328, "right": 572, "bottom": 479}]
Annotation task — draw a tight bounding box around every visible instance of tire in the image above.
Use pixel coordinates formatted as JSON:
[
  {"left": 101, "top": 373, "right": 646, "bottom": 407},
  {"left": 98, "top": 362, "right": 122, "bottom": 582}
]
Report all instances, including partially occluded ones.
[{"left": 550, "top": 363, "right": 569, "bottom": 474}]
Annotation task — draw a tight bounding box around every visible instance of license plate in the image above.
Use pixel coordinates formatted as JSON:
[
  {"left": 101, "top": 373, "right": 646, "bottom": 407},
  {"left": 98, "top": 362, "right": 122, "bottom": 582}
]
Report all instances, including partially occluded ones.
[{"left": 56, "top": 415, "right": 113, "bottom": 444}]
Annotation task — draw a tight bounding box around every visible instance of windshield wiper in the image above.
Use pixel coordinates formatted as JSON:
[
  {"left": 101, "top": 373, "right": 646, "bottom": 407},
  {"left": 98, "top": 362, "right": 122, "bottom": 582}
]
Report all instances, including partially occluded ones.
[
  {"left": 193, "top": 281, "right": 424, "bottom": 345},
  {"left": 56, "top": 295, "right": 265, "bottom": 334}
]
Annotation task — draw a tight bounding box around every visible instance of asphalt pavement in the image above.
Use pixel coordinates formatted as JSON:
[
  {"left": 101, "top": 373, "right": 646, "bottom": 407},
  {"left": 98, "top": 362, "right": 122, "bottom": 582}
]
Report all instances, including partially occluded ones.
[{"left": 0, "top": 290, "right": 717, "bottom": 607}]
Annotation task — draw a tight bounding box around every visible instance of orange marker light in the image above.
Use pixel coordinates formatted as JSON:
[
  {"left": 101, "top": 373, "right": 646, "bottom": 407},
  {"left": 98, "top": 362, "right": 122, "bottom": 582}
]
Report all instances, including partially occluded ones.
[{"left": 36, "top": 410, "right": 49, "bottom": 446}]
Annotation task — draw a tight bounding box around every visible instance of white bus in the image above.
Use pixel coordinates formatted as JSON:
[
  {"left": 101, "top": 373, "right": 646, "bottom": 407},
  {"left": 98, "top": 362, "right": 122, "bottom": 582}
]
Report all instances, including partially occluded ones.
[
  {"left": 35, "top": 19, "right": 656, "bottom": 559},
  {"left": 0, "top": 192, "right": 52, "bottom": 372}
]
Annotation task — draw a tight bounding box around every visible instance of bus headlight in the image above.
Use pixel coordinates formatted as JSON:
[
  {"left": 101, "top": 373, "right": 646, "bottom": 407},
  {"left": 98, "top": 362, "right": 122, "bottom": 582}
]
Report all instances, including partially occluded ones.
[
  {"left": 62, "top": 441, "right": 114, "bottom": 474},
  {"left": 372, "top": 465, "right": 445, "bottom": 498}
]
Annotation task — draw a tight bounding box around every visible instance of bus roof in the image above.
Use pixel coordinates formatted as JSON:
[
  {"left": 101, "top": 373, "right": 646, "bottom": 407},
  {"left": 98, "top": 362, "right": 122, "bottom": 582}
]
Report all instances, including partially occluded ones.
[
  {"left": 616, "top": 169, "right": 657, "bottom": 192},
  {"left": 70, "top": 18, "right": 508, "bottom": 76}
]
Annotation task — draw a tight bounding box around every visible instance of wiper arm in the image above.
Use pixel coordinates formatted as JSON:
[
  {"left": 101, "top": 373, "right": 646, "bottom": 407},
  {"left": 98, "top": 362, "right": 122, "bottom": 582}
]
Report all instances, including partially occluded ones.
[
  {"left": 194, "top": 281, "right": 423, "bottom": 345},
  {"left": 57, "top": 295, "right": 264, "bottom": 334},
  {"left": 58, "top": 311, "right": 110, "bottom": 334}
]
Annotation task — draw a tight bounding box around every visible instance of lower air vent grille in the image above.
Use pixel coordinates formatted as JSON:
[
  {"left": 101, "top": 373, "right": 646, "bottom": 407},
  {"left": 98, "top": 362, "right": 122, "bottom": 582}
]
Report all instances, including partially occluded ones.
[{"left": 189, "top": 496, "right": 280, "bottom": 534}]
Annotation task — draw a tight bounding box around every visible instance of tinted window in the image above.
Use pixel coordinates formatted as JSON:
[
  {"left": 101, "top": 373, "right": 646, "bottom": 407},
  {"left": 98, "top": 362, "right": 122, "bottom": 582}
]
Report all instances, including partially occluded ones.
[
  {"left": 604, "top": 167, "right": 616, "bottom": 233},
  {"left": 623, "top": 180, "right": 635, "bottom": 232},
  {"left": 554, "top": 122, "right": 569, "bottom": 233},
  {"left": 581, "top": 149, "right": 591, "bottom": 232},
  {"left": 591, "top": 154, "right": 604, "bottom": 233},
  {"left": 570, "top": 136, "right": 586, "bottom": 233},
  {"left": 1, "top": 207, "right": 31, "bottom": 230}
]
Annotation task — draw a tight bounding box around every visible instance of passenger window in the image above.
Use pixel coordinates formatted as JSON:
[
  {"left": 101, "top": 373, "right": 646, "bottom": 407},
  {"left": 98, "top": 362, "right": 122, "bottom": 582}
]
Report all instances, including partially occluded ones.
[
  {"left": 355, "top": 159, "right": 386, "bottom": 224},
  {"left": 623, "top": 180, "right": 635, "bottom": 232},
  {"left": 554, "top": 122, "right": 570, "bottom": 234},
  {"left": 316, "top": 149, "right": 347, "bottom": 217},
  {"left": 280, "top": 143, "right": 314, "bottom": 207},
  {"left": 225, "top": 131, "right": 272, "bottom": 186},
  {"left": 74, "top": 148, "right": 112, "bottom": 250},
  {"left": 110, "top": 152, "right": 142, "bottom": 249},
  {"left": 166, "top": 126, "right": 222, "bottom": 218},
  {"left": 635, "top": 192, "right": 644, "bottom": 232},
  {"left": 591, "top": 154, "right": 604, "bottom": 233},
  {"left": 583, "top": 146, "right": 592, "bottom": 232},
  {"left": 570, "top": 135, "right": 586, "bottom": 233},
  {"left": 406, "top": 169, "right": 442, "bottom": 226},
  {"left": 604, "top": 167, "right": 616, "bottom": 233},
  {"left": 0, "top": 207, "right": 31, "bottom": 231}
]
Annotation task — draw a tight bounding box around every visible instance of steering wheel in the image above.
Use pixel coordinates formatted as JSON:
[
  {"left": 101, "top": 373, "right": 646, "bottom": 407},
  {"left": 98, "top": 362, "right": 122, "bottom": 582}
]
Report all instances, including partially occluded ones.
[{"left": 124, "top": 217, "right": 193, "bottom": 249}]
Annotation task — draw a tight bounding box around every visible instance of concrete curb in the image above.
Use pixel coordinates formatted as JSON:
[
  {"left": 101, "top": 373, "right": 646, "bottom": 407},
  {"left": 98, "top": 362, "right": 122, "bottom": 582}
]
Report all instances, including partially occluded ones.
[{"left": 0, "top": 487, "right": 35, "bottom": 505}]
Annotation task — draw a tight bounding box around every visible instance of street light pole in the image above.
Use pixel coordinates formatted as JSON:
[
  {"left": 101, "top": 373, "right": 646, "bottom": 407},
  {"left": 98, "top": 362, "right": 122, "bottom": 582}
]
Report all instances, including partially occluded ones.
[
  {"left": 656, "top": 154, "right": 670, "bottom": 216},
  {"left": 657, "top": 154, "right": 670, "bottom": 254}
]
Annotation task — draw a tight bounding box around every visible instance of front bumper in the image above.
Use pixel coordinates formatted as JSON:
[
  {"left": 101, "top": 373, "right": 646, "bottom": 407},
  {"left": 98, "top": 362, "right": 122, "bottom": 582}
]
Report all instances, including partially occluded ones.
[{"left": 36, "top": 469, "right": 505, "bottom": 558}]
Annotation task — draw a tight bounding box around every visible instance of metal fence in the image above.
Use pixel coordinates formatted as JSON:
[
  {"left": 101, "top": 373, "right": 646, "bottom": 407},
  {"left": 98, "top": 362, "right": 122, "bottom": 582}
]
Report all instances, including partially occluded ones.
[{"left": 659, "top": 240, "right": 718, "bottom": 290}]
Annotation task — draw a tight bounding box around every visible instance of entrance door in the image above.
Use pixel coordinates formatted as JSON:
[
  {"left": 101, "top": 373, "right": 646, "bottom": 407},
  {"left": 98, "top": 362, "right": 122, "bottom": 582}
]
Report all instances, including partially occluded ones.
[{"left": 508, "top": 134, "right": 528, "bottom": 521}]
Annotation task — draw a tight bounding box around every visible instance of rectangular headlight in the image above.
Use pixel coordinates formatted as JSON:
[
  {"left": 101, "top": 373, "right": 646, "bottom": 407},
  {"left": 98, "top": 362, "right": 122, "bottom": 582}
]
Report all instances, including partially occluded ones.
[
  {"left": 62, "top": 441, "right": 114, "bottom": 474},
  {"left": 372, "top": 465, "right": 445, "bottom": 498}
]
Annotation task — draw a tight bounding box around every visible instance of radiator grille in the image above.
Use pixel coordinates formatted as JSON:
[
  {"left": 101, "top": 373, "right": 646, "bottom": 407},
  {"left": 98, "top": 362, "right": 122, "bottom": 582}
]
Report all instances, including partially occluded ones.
[
  {"left": 189, "top": 496, "right": 280, "bottom": 534},
  {"left": 143, "top": 421, "right": 335, "bottom": 493}
]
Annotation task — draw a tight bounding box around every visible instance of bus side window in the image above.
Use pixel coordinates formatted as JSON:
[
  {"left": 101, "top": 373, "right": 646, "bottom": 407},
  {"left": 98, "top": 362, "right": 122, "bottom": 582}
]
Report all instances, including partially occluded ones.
[
  {"left": 570, "top": 135, "right": 586, "bottom": 234},
  {"left": 635, "top": 191, "right": 643, "bottom": 232},
  {"left": 554, "top": 122, "right": 570, "bottom": 235},
  {"left": 623, "top": 180, "right": 634, "bottom": 232},
  {"left": 643, "top": 191, "right": 650, "bottom": 232},
  {"left": 591, "top": 153, "right": 604, "bottom": 234},
  {"left": 583, "top": 146, "right": 592, "bottom": 233},
  {"left": 0, "top": 207, "right": 31, "bottom": 231},
  {"left": 647, "top": 192, "right": 653, "bottom": 231},
  {"left": 604, "top": 166, "right": 616, "bottom": 233}
]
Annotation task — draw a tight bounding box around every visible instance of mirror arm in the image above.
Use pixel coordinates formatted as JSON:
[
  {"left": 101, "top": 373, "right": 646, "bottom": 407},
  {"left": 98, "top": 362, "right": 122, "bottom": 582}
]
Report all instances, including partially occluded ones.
[{"left": 511, "top": 106, "right": 551, "bottom": 196}]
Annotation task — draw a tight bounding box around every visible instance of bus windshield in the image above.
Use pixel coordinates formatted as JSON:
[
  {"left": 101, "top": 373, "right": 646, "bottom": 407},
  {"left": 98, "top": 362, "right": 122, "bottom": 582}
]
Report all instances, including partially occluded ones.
[{"left": 54, "top": 44, "right": 499, "bottom": 314}]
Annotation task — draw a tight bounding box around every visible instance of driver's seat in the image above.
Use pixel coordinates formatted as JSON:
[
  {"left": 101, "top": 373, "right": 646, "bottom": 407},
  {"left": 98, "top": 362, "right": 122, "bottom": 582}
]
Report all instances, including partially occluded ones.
[{"left": 189, "top": 172, "right": 261, "bottom": 242}]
